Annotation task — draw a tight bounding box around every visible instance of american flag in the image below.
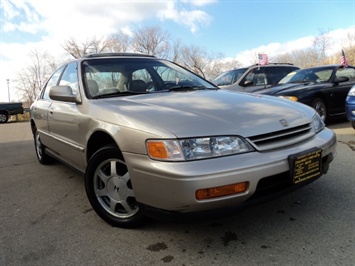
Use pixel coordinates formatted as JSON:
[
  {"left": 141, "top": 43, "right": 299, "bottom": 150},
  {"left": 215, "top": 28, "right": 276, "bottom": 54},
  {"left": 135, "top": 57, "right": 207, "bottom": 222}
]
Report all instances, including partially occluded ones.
[
  {"left": 341, "top": 49, "right": 348, "bottom": 67},
  {"left": 258, "top": 53, "right": 268, "bottom": 65}
]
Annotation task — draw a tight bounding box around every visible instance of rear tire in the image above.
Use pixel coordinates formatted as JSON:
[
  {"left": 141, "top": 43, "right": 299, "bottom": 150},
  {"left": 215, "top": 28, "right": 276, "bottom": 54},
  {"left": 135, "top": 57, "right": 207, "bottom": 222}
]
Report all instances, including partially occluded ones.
[
  {"left": 311, "top": 98, "right": 327, "bottom": 122},
  {"left": 0, "top": 112, "right": 9, "bottom": 123},
  {"left": 351, "top": 121, "right": 355, "bottom": 129},
  {"left": 85, "top": 145, "right": 145, "bottom": 228}
]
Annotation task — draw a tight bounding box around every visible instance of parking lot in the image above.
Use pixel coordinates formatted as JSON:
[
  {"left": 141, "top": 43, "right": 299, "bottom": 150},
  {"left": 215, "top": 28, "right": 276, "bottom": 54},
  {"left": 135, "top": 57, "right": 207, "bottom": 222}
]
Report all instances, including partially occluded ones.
[{"left": 1, "top": 121, "right": 354, "bottom": 266}]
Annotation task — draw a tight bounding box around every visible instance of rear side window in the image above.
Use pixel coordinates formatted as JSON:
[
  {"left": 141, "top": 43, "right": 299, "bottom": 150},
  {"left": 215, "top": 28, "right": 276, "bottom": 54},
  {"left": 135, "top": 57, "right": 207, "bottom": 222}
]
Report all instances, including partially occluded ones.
[
  {"left": 242, "top": 68, "right": 267, "bottom": 86},
  {"left": 214, "top": 68, "right": 247, "bottom": 86}
]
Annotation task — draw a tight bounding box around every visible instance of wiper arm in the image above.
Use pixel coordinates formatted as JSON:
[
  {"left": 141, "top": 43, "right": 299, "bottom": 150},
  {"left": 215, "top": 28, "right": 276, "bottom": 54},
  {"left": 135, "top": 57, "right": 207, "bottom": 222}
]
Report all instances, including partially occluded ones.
[
  {"left": 92, "top": 91, "right": 146, "bottom": 99},
  {"left": 168, "top": 85, "right": 200, "bottom": 92},
  {"left": 167, "top": 85, "right": 218, "bottom": 92}
]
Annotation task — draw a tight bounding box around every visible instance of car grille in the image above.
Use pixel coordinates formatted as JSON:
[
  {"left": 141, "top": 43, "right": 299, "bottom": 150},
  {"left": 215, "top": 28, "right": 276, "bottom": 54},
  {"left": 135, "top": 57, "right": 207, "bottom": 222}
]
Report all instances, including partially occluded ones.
[{"left": 247, "top": 123, "right": 314, "bottom": 151}]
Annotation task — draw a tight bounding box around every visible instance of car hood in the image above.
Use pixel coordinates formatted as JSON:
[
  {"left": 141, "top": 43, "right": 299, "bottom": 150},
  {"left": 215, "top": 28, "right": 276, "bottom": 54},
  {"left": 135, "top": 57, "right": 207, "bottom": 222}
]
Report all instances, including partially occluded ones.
[{"left": 96, "top": 90, "right": 314, "bottom": 138}]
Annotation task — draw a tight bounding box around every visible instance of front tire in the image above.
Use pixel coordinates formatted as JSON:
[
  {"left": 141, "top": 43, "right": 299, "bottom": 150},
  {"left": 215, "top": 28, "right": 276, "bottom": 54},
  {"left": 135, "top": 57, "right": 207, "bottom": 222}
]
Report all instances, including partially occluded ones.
[
  {"left": 85, "top": 145, "right": 145, "bottom": 228},
  {"left": 351, "top": 121, "right": 355, "bottom": 129},
  {"left": 311, "top": 98, "right": 327, "bottom": 122}
]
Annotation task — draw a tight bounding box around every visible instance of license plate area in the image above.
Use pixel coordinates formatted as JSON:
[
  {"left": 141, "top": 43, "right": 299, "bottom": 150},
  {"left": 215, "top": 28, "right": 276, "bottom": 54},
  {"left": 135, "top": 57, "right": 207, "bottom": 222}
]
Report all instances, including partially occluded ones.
[{"left": 288, "top": 148, "right": 322, "bottom": 184}]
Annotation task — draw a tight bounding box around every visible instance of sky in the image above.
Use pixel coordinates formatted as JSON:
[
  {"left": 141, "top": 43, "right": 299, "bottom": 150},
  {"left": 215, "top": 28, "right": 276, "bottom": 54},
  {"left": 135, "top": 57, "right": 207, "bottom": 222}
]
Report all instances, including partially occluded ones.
[{"left": 0, "top": 0, "right": 354, "bottom": 102}]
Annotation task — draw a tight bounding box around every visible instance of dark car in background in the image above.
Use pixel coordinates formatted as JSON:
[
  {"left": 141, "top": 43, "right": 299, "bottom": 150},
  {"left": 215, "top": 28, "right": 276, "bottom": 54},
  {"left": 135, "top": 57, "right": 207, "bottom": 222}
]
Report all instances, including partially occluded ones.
[
  {"left": 346, "top": 85, "right": 355, "bottom": 129},
  {"left": 257, "top": 65, "right": 355, "bottom": 122},
  {"left": 0, "top": 102, "right": 24, "bottom": 123},
  {"left": 214, "top": 63, "right": 299, "bottom": 93}
]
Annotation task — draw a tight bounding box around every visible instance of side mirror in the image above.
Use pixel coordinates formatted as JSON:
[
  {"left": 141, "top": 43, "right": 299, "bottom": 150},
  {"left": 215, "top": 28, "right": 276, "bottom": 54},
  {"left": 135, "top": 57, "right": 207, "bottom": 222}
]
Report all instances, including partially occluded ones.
[
  {"left": 49, "top": 86, "right": 81, "bottom": 103},
  {"left": 334, "top": 76, "right": 349, "bottom": 83},
  {"left": 243, "top": 80, "right": 253, "bottom": 87}
]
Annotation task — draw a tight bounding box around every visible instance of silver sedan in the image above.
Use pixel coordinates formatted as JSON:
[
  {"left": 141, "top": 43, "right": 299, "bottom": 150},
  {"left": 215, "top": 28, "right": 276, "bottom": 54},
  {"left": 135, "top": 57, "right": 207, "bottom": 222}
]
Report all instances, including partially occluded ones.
[{"left": 30, "top": 53, "right": 337, "bottom": 228}]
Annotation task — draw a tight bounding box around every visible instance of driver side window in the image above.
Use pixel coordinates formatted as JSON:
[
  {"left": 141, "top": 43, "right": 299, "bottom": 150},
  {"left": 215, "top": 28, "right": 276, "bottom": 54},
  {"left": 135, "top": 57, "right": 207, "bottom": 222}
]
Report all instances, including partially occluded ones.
[
  {"left": 336, "top": 68, "right": 355, "bottom": 81},
  {"left": 59, "top": 62, "right": 79, "bottom": 94},
  {"left": 42, "top": 65, "right": 65, "bottom": 100}
]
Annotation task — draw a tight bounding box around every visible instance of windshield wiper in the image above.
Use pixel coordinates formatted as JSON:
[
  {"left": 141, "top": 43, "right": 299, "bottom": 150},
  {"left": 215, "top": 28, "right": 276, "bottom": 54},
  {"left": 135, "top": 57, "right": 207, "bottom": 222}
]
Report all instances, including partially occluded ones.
[
  {"left": 165, "top": 85, "right": 218, "bottom": 92},
  {"left": 92, "top": 91, "right": 147, "bottom": 99}
]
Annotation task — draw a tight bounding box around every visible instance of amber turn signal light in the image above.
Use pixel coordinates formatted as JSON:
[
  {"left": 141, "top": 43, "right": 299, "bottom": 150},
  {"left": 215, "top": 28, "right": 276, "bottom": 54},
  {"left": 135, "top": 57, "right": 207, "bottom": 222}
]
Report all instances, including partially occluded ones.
[
  {"left": 147, "top": 141, "right": 168, "bottom": 159},
  {"left": 196, "top": 182, "right": 249, "bottom": 200}
]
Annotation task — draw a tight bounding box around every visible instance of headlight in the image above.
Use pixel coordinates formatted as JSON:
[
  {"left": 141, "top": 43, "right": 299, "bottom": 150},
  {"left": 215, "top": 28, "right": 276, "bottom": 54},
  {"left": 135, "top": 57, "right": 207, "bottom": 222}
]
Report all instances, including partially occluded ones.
[
  {"left": 348, "top": 86, "right": 355, "bottom": 96},
  {"left": 278, "top": 96, "right": 298, "bottom": 101},
  {"left": 146, "top": 136, "right": 254, "bottom": 161},
  {"left": 312, "top": 113, "right": 325, "bottom": 133}
]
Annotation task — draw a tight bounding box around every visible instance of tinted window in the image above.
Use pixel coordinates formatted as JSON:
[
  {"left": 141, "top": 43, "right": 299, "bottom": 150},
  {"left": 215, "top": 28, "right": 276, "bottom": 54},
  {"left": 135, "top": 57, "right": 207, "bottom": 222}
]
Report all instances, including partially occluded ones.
[
  {"left": 242, "top": 68, "right": 266, "bottom": 86},
  {"left": 279, "top": 67, "right": 334, "bottom": 84},
  {"left": 214, "top": 68, "right": 247, "bottom": 86},
  {"left": 267, "top": 67, "right": 297, "bottom": 85}
]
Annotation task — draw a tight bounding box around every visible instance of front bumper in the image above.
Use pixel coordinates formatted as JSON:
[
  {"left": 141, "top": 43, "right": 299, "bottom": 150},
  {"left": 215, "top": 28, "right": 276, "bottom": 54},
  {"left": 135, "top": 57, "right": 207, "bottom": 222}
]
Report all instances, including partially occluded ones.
[{"left": 124, "top": 128, "right": 336, "bottom": 214}]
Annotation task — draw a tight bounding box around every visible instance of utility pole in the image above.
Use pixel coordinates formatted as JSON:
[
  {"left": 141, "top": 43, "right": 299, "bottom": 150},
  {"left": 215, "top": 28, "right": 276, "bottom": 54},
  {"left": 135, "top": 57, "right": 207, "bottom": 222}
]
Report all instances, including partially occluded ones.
[{"left": 6, "top": 79, "right": 10, "bottom": 102}]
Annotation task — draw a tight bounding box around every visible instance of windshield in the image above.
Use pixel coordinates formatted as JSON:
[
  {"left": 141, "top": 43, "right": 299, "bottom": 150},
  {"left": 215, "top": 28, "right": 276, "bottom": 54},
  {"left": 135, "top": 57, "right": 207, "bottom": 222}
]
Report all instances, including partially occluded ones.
[
  {"left": 82, "top": 58, "right": 216, "bottom": 98},
  {"left": 278, "top": 67, "right": 335, "bottom": 84},
  {"left": 213, "top": 68, "right": 248, "bottom": 86}
]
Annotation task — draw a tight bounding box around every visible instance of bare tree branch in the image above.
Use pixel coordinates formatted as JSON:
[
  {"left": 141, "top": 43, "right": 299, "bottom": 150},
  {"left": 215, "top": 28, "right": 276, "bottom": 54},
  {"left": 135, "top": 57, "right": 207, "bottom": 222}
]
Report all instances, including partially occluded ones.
[
  {"left": 131, "top": 26, "right": 170, "bottom": 58},
  {"left": 14, "top": 49, "right": 57, "bottom": 105}
]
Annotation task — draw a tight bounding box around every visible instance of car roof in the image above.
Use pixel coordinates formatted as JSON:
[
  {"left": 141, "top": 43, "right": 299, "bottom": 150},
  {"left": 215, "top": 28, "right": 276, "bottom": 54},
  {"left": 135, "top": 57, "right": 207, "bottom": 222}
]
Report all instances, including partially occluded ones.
[
  {"left": 300, "top": 64, "right": 353, "bottom": 69},
  {"left": 290, "top": 64, "right": 354, "bottom": 72},
  {"left": 222, "top": 63, "right": 298, "bottom": 74},
  {"left": 82, "top": 52, "right": 156, "bottom": 59},
  {"left": 248, "top": 63, "right": 297, "bottom": 68},
  {"left": 226, "top": 63, "right": 298, "bottom": 72}
]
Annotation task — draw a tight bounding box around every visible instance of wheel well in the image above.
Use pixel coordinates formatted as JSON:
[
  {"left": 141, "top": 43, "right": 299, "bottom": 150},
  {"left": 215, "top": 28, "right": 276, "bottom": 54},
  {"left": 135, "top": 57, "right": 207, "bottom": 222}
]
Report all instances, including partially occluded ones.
[
  {"left": 311, "top": 94, "right": 326, "bottom": 106},
  {"left": 86, "top": 131, "right": 120, "bottom": 163},
  {"left": 30, "top": 120, "right": 36, "bottom": 135}
]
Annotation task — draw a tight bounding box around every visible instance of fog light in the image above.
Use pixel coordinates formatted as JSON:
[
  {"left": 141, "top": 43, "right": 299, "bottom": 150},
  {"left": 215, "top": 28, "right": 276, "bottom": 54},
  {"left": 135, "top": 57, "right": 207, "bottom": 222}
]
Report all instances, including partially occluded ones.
[{"left": 196, "top": 182, "right": 249, "bottom": 200}]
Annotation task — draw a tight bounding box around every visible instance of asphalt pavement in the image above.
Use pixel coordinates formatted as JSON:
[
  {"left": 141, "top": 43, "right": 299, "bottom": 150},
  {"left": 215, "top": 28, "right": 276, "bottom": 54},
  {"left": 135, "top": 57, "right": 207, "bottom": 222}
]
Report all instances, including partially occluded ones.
[{"left": 0, "top": 120, "right": 354, "bottom": 266}]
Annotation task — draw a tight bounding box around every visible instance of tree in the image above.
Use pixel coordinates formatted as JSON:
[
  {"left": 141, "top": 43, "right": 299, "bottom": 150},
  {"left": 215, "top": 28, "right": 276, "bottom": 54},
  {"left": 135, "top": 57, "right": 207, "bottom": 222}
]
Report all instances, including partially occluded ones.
[
  {"left": 15, "top": 49, "right": 57, "bottom": 104},
  {"left": 107, "top": 31, "right": 131, "bottom": 53},
  {"left": 342, "top": 32, "right": 355, "bottom": 65},
  {"left": 203, "top": 54, "right": 240, "bottom": 80},
  {"left": 168, "top": 38, "right": 183, "bottom": 63},
  {"left": 179, "top": 44, "right": 209, "bottom": 78},
  {"left": 312, "top": 29, "right": 333, "bottom": 64},
  {"left": 62, "top": 36, "right": 112, "bottom": 59},
  {"left": 131, "top": 26, "right": 170, "bottom": 58},
  {"left": 272, "top": 48, "right": 319, "bottom": 68}
]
